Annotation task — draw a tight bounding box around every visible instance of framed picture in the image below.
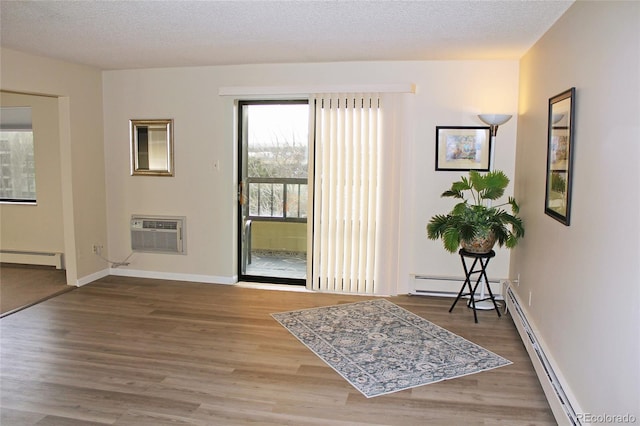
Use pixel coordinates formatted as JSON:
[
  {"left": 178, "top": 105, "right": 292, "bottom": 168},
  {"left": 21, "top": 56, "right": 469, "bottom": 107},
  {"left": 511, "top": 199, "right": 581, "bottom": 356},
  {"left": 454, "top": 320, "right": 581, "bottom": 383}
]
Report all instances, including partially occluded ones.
[
  {"left": 545, "top": 87, "right": 575, "bottom": 225},
  {"left": 435, "top": 126, "right": 491, "bottom": 171}
]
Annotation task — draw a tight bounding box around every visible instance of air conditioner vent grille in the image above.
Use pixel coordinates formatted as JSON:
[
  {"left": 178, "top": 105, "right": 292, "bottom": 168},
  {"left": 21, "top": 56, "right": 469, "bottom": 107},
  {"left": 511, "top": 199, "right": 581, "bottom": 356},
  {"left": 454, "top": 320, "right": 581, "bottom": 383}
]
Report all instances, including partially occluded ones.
[{"left": 143, "top": 220, "right": 178, "bottom": 230}]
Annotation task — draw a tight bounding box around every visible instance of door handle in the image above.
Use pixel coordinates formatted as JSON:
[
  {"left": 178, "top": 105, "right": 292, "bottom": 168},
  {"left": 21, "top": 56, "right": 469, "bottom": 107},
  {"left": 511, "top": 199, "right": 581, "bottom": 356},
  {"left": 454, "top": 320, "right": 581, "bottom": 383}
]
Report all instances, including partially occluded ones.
[{"left": 238, "top": 181, "right": 246, "bottom": 205}]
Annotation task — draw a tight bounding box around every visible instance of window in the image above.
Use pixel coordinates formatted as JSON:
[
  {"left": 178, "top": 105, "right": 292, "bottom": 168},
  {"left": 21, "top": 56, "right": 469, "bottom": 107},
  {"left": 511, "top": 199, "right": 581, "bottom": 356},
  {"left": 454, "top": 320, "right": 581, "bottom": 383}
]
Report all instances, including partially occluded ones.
[
  {"left": 0, "top": 107, "right": 36, "bottom": 203},
  {"left": 242, "top": 102, "right": 309, "bottom": 222}
]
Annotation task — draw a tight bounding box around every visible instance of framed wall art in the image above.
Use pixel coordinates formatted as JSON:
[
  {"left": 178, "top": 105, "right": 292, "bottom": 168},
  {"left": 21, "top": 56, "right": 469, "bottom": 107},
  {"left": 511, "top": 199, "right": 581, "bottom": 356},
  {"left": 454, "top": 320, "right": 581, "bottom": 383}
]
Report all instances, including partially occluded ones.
[
  {"left": 545, "top": 87, "right": 575, "bottom": 225},
  {"left": 435, "top": 126, "right": 491, "bottom": 171}
]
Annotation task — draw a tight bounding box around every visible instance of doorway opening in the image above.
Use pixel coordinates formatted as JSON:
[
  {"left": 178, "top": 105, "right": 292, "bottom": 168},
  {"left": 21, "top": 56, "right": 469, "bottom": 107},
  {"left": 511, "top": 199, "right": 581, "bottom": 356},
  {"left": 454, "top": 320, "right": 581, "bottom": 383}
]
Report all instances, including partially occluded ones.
[{"left": 237, "top": 100, "right": 309, "bottom": 285}]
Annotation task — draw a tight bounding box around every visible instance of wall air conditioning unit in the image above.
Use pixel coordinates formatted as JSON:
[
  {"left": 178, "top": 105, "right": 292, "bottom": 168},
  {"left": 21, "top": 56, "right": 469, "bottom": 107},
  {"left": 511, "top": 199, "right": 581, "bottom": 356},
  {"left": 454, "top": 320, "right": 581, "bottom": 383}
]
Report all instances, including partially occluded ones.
[{"left": 130, "top": 215, "right": 186, "bottom": 254}]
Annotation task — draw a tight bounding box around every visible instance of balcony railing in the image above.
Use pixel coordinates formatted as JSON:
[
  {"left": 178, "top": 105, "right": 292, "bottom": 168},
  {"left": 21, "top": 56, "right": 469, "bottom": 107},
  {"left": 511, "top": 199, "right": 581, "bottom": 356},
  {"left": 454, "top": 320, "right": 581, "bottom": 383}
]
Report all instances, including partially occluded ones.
[{"left": 246, "top": 177, "right": 307, "bottom": 222}]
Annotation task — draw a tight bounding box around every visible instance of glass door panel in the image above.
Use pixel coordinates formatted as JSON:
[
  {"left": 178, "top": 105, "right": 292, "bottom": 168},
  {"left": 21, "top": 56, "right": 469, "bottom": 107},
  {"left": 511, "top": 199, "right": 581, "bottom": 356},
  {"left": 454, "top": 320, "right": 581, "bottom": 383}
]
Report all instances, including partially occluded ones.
[{"left": 238, "top": 100, "right": 309, "bottom": 284}]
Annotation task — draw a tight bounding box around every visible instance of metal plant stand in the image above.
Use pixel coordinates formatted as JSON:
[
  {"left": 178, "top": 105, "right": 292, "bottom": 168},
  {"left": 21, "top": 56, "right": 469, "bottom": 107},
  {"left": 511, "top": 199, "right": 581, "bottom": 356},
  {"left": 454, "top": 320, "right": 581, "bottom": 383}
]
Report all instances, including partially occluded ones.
[{"left": 449, "top": 249, "right": 501, "bottom": 323}]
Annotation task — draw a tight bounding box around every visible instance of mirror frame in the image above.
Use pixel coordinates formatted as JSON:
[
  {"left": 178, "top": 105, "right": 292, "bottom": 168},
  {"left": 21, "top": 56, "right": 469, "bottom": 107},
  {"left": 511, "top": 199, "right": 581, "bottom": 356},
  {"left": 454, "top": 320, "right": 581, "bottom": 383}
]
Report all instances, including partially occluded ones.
[
  {"left": 130, "top": 119, "right": 174, "bottom": 176},
  {"left": 544, "top": 88, "right": 575, "bottom": 225}
]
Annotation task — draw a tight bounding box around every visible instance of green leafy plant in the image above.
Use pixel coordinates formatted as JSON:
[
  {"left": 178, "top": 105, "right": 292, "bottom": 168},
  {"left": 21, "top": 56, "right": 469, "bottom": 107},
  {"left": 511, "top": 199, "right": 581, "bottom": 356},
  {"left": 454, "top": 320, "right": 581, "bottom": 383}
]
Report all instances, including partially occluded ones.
[{"left": 426, "top": 170, "right": 525, "bottom": 253}]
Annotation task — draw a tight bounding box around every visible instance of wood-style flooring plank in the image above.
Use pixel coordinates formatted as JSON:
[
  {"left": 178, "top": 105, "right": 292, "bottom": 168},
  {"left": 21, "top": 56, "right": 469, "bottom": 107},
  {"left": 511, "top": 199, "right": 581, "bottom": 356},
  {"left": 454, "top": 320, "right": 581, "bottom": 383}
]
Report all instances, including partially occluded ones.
[{"left": 1, "top": 276, "right": 556, "bottom": 425}]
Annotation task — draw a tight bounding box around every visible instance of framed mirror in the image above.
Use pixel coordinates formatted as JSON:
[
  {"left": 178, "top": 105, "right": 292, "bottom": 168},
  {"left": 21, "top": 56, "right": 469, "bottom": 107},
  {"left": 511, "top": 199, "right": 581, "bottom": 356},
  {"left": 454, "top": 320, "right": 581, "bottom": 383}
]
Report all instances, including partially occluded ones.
[
  {"left": 545, "top": 88, "right": 575, "bottom": 225},
  {"left": 130, "top": 119, "right": 174, "bottom": 176}
]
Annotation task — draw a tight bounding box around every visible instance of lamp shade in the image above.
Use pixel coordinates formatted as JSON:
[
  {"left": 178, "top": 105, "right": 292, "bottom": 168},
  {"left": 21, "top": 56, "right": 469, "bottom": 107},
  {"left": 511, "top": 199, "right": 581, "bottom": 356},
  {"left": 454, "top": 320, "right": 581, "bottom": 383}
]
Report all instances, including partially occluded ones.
[{"left": 478, "top": 114, "right": 512, "bottom": 126}]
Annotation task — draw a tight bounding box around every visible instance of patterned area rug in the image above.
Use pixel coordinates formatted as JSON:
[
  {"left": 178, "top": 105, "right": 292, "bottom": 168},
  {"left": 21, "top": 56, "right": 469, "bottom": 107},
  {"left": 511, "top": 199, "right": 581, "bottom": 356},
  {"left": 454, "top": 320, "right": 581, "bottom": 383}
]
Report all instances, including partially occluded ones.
[{"left": 272, "top": 299, "right": 511, "bottom": 398}]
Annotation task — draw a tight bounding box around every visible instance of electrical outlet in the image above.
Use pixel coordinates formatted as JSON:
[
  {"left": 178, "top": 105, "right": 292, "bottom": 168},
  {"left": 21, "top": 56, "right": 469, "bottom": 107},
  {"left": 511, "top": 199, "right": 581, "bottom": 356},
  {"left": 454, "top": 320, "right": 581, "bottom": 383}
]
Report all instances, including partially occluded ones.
[
  {"left": 528, "top": 291, "right": 532, "bottom": 307},
  {"left": 92, "top": 244, "right": 102, "bottom": 255},
  {"left": 517, "top": 273, "right": 521, "bottom": 286}
]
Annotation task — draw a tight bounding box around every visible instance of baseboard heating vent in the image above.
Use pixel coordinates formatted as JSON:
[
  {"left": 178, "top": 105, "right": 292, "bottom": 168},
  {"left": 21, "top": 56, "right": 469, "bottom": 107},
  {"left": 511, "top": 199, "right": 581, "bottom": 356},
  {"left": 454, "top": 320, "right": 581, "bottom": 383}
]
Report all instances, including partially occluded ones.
[
  {"left": 411, "top": 274, "right": 504, "bottom": 299},
  {"left": 0, "top": 250, "right": 63, "bottom": 269},
  {"left": 131, "top": 215, "right": 186, "bottom": 254},
  {"left": 506, "top": 286, "right": 580, "bottom": 425}
]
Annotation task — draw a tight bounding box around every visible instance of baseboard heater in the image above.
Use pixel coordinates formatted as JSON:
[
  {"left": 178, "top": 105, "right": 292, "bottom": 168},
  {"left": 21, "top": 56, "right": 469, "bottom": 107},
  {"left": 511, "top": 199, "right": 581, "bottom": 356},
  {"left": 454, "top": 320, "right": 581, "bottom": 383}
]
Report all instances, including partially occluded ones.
[
  {"left": 505, "top": 286, "right": 580, "bottom": 425},
  {"left": 0, "top": 249, "right": 64, "bottom": 269},
  {"left": 411, "top": 274, "right": 504, "bottom": 299}
]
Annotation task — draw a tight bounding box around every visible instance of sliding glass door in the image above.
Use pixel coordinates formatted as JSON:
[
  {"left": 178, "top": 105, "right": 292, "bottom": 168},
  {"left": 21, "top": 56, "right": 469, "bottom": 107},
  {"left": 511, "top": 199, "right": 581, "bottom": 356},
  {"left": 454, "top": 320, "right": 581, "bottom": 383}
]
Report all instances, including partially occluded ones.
[{"left": 237, "top": 100, "right": 309, "bottom": 285}]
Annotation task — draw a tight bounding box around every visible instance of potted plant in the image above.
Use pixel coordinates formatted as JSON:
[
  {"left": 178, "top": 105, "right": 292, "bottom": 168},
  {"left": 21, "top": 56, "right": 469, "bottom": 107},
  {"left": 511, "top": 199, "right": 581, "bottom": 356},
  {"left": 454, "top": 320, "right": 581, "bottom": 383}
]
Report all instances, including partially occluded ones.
[{"left": 426, "top": 170, "right": 524, "bottom": 254}]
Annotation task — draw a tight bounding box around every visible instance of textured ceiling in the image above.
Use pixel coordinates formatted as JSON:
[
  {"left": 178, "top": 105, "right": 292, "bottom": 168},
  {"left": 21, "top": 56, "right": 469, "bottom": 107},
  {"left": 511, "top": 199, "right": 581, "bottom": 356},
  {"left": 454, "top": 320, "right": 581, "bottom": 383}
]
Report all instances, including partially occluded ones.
[{"left": 1, "top": 0, "right": 574, "bottom": 70}]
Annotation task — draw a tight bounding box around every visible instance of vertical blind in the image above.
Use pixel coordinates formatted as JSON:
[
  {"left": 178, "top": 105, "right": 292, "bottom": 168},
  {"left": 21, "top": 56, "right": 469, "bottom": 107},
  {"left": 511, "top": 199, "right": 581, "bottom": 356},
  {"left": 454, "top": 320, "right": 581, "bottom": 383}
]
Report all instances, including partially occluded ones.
[{"left": 311, "top": 93, "right": 392, "bottom": 294}]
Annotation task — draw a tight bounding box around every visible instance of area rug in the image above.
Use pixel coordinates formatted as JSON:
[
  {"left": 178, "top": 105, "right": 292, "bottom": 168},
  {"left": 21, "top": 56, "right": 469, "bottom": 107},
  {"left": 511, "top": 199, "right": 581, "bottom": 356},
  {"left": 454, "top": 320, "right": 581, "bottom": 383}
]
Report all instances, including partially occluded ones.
[{"left": 272, "top": 299, "right": 511, "bottom": 398}]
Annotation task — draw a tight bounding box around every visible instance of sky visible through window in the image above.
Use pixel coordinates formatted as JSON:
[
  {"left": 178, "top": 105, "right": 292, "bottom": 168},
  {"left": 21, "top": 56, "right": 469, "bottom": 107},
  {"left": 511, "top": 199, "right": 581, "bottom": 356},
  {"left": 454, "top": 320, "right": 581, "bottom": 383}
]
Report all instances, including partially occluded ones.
[{"left": 246, "top": 103, "right": 309, "bottom": 179}]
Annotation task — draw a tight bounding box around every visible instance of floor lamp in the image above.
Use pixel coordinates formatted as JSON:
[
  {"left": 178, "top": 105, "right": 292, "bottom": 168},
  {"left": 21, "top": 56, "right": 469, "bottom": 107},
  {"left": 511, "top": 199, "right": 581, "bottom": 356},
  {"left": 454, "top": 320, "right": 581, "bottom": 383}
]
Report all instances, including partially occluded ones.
[{"left": 470, "top": 114, "right": 512, "bottom": 309}]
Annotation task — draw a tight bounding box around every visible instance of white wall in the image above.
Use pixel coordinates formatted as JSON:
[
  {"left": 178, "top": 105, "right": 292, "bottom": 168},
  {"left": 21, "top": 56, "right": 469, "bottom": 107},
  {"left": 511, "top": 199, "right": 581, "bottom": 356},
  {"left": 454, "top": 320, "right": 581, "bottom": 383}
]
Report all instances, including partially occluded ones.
[
  {"left": 512, "top": 1, "right": 639, "bottom": 419},
  {"left": 0, "top": 48, "right": 108, "bottom": 285},
  {"left": 0, "top": 92, "right": 64, "bottom": 254},
  {"left": 102, "top": 60, "right": 520, "bottom": 292}
]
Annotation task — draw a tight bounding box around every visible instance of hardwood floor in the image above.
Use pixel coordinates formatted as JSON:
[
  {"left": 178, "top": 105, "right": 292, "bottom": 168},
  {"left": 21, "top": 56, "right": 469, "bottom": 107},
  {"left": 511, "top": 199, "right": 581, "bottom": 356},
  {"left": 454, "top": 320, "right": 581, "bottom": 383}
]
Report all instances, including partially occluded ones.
[
  {"left": 0, "top": 276, "right": 556, "bottom": 425},
  {"left": 0, "top": 264, "right": 71, "bottom": 316}
]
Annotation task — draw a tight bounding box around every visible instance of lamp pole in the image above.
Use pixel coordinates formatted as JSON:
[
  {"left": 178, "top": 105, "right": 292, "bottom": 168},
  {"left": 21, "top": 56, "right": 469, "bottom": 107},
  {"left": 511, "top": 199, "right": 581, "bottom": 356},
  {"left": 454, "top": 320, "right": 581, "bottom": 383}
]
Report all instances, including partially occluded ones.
[{"left": 472, "top": 114, "right": 512, "bottom": 309}]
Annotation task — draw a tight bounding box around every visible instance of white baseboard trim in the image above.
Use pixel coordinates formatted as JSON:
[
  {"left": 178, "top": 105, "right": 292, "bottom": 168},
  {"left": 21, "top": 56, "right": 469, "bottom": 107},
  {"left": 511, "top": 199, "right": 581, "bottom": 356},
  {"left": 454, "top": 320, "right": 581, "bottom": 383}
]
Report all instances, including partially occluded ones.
[
  {"left": 109, "top": 268, "right": 236, "bottom": 285},
  {"left": 76, "top": 268, "right": 110, "bottom": 286},
  {"left": 505, "top": 285, "right": 583, "bottom": 426}
]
